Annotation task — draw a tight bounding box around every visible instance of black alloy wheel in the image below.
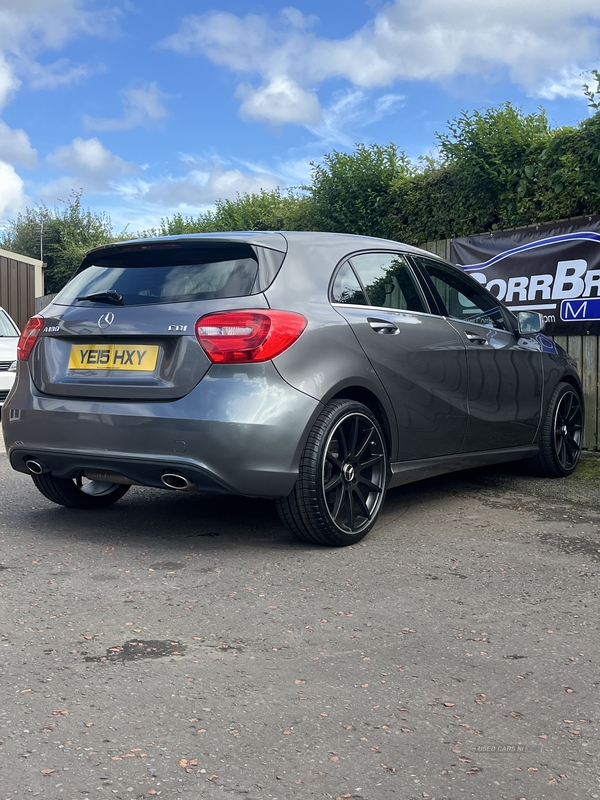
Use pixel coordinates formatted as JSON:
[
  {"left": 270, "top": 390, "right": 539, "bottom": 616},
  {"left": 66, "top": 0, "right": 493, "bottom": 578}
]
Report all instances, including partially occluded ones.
[
  {"left": 276, "top": 399, "right": 388, "bottom": 546},
  {"left": 528, "top": 382, "right": 583, "bottom": 477},
  {"left": 321, "top": 411, "right": 386, "bottom": 534},
  {"left": 553, "top": 387, "right": 583, "bottom": 472}
]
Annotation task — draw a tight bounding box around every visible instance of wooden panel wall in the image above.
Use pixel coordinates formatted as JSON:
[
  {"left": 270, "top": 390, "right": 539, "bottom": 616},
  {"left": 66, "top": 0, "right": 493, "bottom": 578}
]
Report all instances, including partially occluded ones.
[
  {"left": 423, "top": 239, "right": 452, "bottom": 260},
  {"left": 35, "top": 293, "right": 58, "bottom": 314},
  {"left": 0, "top": 255, "right": 36, "bottom": 330},
  {"left": 421, "top": 240, "right": 599, "bottom": 450},
  {"left": 553, "top": 335, "right": 598, "bottom": 450}
]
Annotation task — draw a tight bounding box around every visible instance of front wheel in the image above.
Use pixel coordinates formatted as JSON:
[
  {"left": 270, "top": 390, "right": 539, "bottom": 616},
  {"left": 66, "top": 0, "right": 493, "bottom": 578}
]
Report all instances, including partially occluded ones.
[
  {"left": 527, "top": 382, "right": 583, "bottom": 477},
  {"left": 31, "top": 473, "right": 130, "bottom": 509},
  {"left": 276, "top": 400, "right": 388, "bottom": 546}
]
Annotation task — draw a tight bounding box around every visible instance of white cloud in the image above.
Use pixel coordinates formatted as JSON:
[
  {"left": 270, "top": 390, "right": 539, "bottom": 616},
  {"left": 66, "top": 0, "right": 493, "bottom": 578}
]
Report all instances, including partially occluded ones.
[
  {"left": 305, "top": 89, "right": 406, "bottom": 146},
  {"left": 84, "top": 82, "right": 169, "bottom": 132},
  {"left": 98, "top": 159, "right": 286, "bottom": 234},
  {"left": 0, "top": 0, "right": 119, "bottom": 52},
  {"left": 0, "top": 120, "right": 37, "bottom": 167},
  {"left": 162, "top": 10, "right": 277, "bottom": 73},
  {"left": 237, "top": 77, "right": 321, "bottom": 125},
  {"left": 28, "top": 58, "right": 94, "bottom": 90},
  {"left": 40, "top": 144, "right": 284, "bottom": 213},
  {"left": 0, "top": 0, "right": 119, "bottom": 105},
  {"left": 233, "top": 154, "right": 313, "bottom": 187},
  {"left": 537, "top": 67, "right": 592, "bottom": 100},
  {"left": 0, "top": 53, "right": 20, "bottom": 110},
  {"left": 42, "top": 137, "right": 138, "bottom": 199},
  {"left": 48, "top": 137, "right": 135, "bottom": 176},
  {"left": 0, "top": 159, "right": 27, "bottom": 217},
  {"left": 375, "top": 94, "right": 406, "bottom": 116},
  {"left": 134, "top": 162, "right": 281, "bottom": 207},
  {"left": 163, "top": 2, "right": 600, "bottom": 124}
]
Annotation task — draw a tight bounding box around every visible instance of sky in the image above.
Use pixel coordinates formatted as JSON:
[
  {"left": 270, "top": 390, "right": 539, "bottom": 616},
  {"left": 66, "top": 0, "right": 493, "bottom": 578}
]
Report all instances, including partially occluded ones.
[{"left": 0, "top": 0, "right": 599, "bottom": 237}]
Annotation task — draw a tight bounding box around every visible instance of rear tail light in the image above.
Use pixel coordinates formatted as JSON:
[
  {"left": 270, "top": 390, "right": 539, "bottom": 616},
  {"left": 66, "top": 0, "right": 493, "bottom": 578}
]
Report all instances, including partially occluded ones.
[
  {"left": 195, "top": 310, "right": 307, "bottom": 364},
  {"left": 17, "top": 315, "right": 44, "bottom": 361}
]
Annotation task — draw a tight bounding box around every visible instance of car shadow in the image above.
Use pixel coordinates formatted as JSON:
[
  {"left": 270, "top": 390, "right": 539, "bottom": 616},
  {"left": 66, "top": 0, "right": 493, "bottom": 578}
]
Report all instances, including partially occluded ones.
[
  {"left": 12, "top": 460, "right": 533, "bottom": 552},
  {"left": 22, "top": 487, "right": 299, "bottom": 551}
]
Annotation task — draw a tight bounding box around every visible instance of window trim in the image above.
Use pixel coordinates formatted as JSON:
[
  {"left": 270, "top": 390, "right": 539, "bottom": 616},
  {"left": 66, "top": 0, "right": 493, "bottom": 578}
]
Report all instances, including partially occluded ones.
[{"left": 331, "top": 301, "right": 450, "bottom": 323}]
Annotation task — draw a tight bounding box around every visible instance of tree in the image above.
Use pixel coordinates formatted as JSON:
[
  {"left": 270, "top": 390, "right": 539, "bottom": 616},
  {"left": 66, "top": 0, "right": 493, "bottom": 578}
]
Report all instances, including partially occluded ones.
[
  {"left": 3, "top": 85, "right": 600, "bottom": 286},
  {"left": 138, "top": 189, "right": 311, "bottom": 238},
  {"left": 307, "top": 143, "right": 414, "bottom": 238},
  {"left": 0, "top": 191, "right": 114, "bottom": 293},
  {"left": 434, "top": 103, "right": 553, "bottom": 232},
  {"left": 583, "top": 69, "right": 600, "bottom": 112}
]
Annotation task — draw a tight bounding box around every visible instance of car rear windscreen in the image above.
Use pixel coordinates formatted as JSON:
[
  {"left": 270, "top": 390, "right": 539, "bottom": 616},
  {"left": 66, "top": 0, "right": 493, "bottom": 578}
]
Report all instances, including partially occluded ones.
[{"left": 54, "top": 244, "right": 262, "bottom": 306}]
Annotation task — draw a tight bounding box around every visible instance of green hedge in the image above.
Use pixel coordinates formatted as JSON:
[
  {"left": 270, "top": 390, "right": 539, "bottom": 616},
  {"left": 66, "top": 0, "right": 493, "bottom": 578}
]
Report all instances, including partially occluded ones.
[{"left": 3, "top": 86, "right": 600, "bottom": 293}]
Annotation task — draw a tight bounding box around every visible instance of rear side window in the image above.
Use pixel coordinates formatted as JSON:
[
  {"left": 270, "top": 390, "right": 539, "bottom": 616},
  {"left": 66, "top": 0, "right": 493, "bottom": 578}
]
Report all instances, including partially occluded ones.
[
  {"left": 331, "top": 262, "right": 368, "bottom": 305},
  {"left": 350, "top": 253, "right": 427, "bottom": 313},
  {"left": 54, "top": 243, "right": 284, "bottom": 306}
]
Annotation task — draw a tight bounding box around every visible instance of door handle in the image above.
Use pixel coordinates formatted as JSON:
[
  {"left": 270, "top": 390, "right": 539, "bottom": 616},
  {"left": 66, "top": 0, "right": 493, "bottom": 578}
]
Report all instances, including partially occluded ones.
[
  {"left": 368, "top": 318, "right": 400, "bottom": 335},
  {"left": 464, "top": 331, "right": 488, "bottom": 345}
]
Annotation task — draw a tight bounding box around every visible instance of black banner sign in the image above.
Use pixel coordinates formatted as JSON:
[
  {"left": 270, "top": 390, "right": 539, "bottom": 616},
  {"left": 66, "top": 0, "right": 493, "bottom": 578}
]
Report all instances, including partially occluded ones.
[{"left": 450, "top": 216, "right": 600, "bottom": 335}]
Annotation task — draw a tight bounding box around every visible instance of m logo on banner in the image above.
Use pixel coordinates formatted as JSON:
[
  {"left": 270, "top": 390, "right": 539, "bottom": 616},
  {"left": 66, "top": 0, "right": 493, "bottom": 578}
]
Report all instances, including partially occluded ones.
[{"left": 561, "top": 298, "right": 600, "bottom": 321}]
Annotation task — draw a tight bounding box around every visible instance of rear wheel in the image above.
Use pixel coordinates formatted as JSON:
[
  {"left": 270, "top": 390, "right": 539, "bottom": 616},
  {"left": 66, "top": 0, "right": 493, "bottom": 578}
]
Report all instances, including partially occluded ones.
[
  {"left": 276, "top": 400, "right": 388, "bottom": 546},
  {"left": 528, "top": 382, "right": 583, "bottom": 477},
  {"left": 31, "top": 473, "right": 130, "bottom": 509}
]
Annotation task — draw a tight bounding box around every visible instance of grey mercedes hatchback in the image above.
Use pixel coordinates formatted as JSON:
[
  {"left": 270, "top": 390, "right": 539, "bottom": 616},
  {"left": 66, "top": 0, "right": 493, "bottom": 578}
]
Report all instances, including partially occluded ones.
[{"left": 2, "top": 232, "right": 583, "bottom": 546}]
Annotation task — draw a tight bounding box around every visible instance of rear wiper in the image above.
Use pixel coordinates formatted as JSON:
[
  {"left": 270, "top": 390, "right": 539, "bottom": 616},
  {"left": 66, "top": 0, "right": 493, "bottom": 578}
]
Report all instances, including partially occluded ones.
[{"left": 76, "top": 290, "right": 124, "bottom": 305}]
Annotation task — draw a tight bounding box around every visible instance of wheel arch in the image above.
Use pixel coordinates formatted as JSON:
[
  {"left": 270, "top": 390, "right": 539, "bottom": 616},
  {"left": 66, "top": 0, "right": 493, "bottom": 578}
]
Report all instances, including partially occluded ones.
[
  {"left": 326, "top": 385, "right": 395, "bottom": 460},
  {"left": 559, "top": 372, "right": 583, "bottom": 399}
]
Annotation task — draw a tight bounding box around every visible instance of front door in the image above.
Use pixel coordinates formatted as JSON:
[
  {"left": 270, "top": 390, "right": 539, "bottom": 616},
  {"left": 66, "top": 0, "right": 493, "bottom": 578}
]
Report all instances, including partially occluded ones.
[{"left": 411, "top": 256, "right": 543, "bottom": 452}]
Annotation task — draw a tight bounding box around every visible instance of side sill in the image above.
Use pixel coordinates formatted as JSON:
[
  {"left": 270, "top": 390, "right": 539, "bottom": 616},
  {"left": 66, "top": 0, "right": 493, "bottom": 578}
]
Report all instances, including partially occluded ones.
[{"left": 389, "top": 445, "right": 539, "bottom": 488}]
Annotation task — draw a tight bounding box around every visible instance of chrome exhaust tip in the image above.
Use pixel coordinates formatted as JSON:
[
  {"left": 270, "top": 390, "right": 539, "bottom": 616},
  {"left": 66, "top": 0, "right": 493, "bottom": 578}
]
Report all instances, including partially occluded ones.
[
  {"left": 161, "top": 472, "right": 195, "bottom": 491},
  {"left": 25, "top": 459, "right": 44, "bottom": 475}
]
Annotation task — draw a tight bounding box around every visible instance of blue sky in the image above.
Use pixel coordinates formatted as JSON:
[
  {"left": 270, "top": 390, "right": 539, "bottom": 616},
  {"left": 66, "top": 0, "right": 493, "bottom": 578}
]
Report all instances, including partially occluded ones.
[{"left": 0, "top": 0, "right": 599, "bottom": 235}]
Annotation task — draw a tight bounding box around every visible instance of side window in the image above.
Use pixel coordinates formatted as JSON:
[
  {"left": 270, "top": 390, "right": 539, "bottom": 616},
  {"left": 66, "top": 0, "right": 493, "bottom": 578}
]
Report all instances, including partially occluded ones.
[
  {"left": 350, "top": 253, "right": 427, "bottom": 313},
  {"left": 331, "top": 261, "right": 368, "bottom": 305},
  {"left": 414, "top": 257, "right": 509, "bottom": 331}
]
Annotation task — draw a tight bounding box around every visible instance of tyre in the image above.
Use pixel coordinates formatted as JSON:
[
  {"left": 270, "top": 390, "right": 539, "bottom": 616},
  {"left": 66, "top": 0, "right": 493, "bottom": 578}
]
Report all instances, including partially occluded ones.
[
  {"left": 31, "top": 473, "right": 130, "bottom": 509},
  {"left": 528, "top": 382, "right": 583, "bottom": 477},
  {"left": 276, "top": 399, "right": 388, "bottom": 546}
]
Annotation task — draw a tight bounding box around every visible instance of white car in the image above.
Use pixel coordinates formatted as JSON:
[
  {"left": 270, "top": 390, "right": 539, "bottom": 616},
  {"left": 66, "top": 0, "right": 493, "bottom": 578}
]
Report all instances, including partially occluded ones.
[{"left": 0, "top": 307, "right": 19, "bottom": 409}]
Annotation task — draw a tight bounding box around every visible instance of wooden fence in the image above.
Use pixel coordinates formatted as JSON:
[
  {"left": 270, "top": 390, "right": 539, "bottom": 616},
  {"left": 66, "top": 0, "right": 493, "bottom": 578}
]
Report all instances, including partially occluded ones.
[
  {"left": 421, "top": 239, "right": 599, "bottom": 450},
  {"left": 35, "top": 293, "right": 58, "bottom": 314},
  {"left": 0, "top": 249, "right": 44, "bottom": 330}
]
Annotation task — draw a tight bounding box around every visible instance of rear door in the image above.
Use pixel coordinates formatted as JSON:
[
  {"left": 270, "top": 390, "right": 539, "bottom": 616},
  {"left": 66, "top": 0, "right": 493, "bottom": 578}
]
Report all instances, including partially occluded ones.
[
  {"left": 332, "top": 251, "right": 469, "bottom": 460},
  {"left": 411, "top": 255, "right": 543, "bottom": 452}
]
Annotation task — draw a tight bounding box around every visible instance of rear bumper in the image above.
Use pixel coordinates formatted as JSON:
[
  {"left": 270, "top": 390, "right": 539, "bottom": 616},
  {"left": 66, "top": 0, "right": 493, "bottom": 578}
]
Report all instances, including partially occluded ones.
[{"left": 2, "top": 362, "right": 322, "bottom": 497}]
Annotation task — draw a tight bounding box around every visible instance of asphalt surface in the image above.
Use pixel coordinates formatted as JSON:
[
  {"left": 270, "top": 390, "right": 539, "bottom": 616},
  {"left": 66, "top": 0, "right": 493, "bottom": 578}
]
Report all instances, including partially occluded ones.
[{"left": 1, "top": 426, "right": 599, "bottom": 800}]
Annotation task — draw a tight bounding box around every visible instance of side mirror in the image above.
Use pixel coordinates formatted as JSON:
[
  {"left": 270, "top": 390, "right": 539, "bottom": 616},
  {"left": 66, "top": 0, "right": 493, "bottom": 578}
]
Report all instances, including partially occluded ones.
[{"left": 517, "top": 310, "right": 544, "bottom": 335}]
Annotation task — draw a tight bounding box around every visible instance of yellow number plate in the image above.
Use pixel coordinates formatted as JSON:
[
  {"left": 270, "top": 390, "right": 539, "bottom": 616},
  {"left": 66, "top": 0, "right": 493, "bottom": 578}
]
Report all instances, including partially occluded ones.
[{"left": 68, "top": 344, "right": 159, "bottom": 371}]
